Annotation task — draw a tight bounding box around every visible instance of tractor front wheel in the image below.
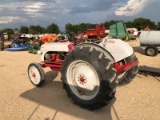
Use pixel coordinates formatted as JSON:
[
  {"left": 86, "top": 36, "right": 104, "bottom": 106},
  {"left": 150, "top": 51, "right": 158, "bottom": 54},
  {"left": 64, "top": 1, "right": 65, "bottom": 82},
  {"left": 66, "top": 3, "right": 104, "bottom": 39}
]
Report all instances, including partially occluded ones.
[{"left": 28, "top": 63, "right": 45, "bottom": 87}]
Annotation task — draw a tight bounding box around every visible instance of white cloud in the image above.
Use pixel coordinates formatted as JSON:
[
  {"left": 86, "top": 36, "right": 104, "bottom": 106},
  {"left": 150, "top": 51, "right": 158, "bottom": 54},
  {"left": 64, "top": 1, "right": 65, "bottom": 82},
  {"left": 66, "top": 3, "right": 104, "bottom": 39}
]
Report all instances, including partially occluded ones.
[
  {"left": 62, "top": 8, "right": 71, "bottom": 14},
  {"left": 0, "top": 16, "right": 28, "bottom": 24},
  {"left": 0, "top": 0, "right": 159, "bottom": 30},
  {"left": 24, "top": 2, "right": 46, "bottom": 13},
  {"left": 115, "top": 0, "right": 151, "bottom": 16}
]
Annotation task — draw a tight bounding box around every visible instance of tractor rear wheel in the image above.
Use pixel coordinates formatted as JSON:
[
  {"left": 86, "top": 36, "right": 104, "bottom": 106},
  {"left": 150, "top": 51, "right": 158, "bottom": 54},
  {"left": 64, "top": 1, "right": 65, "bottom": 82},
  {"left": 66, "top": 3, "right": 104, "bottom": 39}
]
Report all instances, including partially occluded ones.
[
  {"left": 28, "top": 63, "right": 45, "bottom": 87},
  {"left": 61, "top": 43, "right": 117, "bottom": 110},
  {"left": 116, "top": 54, "right": 138, "bottom": 85}
]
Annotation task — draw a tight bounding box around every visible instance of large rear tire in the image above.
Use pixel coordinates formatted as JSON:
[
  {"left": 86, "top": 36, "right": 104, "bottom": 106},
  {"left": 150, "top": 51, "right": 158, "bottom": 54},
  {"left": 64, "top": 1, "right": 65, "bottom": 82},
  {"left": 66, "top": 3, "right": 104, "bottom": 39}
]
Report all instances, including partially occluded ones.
[
  {"left": 28, "top": 63, "right": 45, "bottom": 87},
  {"left": 61, "top": 43, "right": 117, "bottom": 110},
  {"left": 116, "top": 54, "right": 138, "bottom": 85}
]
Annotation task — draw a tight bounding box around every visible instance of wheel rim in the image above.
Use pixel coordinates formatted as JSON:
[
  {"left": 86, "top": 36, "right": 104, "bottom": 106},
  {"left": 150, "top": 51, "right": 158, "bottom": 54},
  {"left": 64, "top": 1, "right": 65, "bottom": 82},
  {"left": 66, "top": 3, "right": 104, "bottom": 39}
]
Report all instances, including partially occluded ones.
[
  {"left": 29, "top": 65, "right": 41, "bottom": 85},
  {"left": 67, "top": 60, "right": 100, "bottom": 100},
  {"left": 147, "top": 48, "right": 155, "bottom": 55}
]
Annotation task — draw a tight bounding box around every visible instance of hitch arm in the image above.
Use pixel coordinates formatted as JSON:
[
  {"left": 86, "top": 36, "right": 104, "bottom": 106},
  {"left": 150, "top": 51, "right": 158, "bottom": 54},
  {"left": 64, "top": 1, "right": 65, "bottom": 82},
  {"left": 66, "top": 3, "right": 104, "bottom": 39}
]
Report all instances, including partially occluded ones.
[{"left": 113, "top": 61, "right": 139, "bottom": 73}]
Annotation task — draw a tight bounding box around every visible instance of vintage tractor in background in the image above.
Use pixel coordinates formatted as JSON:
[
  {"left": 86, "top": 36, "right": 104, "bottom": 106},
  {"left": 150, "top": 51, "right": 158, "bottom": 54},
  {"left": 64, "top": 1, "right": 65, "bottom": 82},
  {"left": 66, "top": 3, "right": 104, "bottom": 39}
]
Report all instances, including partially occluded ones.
[{"left": 28, "top": 37, "right": 138, "bottom": 110}]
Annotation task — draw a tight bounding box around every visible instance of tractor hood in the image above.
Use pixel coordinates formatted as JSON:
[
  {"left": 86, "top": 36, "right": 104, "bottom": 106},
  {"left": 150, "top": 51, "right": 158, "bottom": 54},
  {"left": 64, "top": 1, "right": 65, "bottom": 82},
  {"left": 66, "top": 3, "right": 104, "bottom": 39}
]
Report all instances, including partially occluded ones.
[
  {"left": 40, "top": 42, "right": 71, "bottom": 52},
  {"left": 39, "top": 41, "right": 73, "bottom": 61}
]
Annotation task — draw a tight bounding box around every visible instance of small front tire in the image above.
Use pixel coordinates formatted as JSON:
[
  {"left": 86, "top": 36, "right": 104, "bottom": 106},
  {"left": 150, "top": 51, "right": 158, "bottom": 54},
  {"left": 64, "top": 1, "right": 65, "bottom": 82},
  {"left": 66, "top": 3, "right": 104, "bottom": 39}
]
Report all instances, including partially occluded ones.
[{"left": 28, "top": 63, "right": 45, "bottom": 87}]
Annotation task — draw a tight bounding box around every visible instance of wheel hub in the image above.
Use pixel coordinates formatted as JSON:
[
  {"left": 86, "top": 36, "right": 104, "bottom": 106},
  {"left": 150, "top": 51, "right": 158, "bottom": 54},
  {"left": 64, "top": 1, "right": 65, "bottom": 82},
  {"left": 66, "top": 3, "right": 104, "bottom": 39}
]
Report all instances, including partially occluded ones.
[
  {"left": 29, "top": 66, "right": 41, "bottom": 85},
  {"left": 148, "top": 49, "right": 154, "bottom": 55},
  {"left": 78, "top": 74, "right": 86, "bottom": 85},
  {"left": 32, "top": 71, "right": 36, "bottom": 78}
]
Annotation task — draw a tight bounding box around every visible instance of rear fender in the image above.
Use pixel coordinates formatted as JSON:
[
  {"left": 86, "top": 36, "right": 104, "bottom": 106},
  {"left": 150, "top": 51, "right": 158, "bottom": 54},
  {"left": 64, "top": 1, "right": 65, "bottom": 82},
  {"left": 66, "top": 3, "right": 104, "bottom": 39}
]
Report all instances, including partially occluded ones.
[{"left": 99, "top": 38, "right": 134, "bottom": 62}]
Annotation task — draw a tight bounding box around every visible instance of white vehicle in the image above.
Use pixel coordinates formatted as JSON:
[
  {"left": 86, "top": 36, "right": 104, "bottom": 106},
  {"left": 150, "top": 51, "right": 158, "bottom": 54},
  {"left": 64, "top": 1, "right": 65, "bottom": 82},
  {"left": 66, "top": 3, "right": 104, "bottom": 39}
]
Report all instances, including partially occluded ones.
[
  {"left": 20, "top": 34, "right": 34, "bottom": 39},
  {"left": 139, "top": 30, "right": 160, "bottom": 56},
  {"left": 28, "top": 38, "right": 138, "bottom": 110}
]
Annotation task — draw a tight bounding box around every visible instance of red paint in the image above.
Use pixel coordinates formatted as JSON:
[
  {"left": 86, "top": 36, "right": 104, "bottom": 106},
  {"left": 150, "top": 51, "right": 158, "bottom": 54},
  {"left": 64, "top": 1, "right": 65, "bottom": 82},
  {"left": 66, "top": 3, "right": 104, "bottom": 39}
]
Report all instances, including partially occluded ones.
[
  {"left": 51, "top": 54, "right": 56, "bottom": 60},
  {"left": 40, "top": 61, "right": 62, "bottom": 71},
  {"left": 78, "top": 74, "right": 86, "bottom": 85},
  {"left": 113, "top": 61, "right": 139, "bottom": 73},
  {"left": 108, "top": 40, "right": 115, "bottom": 43},
  {"left": 32, "top": 73, "right": 36, "bottom": 77},
  {"left": 68, "top": 44, "right": 74, "bottom": 51}
]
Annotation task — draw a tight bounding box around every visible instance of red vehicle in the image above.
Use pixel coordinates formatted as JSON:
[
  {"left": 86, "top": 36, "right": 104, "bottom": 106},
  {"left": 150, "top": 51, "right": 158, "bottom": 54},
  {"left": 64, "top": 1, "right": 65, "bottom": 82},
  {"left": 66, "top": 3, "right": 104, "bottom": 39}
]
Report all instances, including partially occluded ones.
[{"left": 85, "top": 24, "right": 106, "bottom": 41}]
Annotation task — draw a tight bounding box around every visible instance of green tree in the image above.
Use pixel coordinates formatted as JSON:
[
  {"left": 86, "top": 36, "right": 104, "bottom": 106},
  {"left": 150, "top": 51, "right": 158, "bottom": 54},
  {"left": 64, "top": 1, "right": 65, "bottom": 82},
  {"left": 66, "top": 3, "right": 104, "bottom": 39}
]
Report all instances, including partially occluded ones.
[
  {"left": 3, "top": 28, "right": 14, "bottom": 34},
  {"left": 46, "top": 23, "right": 60, "bottom": 33},
  {"left": 125, "top": 21, "right": 134, "bottom": 28},
  {"left": 65, "top": 23, "right": 74, "bottom": 33},
  {"left": 41, "top": 27, "right": 47, "bottom": 33},
  {"left": 157, "top": 21, "right": 160, "bottom": 26},
  {"left": 20, "top": 26, "right": 28, "bottom": 34},
  {"left": 77, "top": 23, "right": 87, "bottom": 33},
  {"left": 29, "top": 25, "right": 37, "bottom": 34},
  {"left": 29, "top": 25, "right": 45, "bottom": 34},
  {"left": 65, "top": 23, "right": 88, "bottom": 34},
  {"left": 157, "top": 21, "right": 160, "bottom": 30},
  {"left": 103, "top": 21, "right": 110, "bottom": 29},
  {"left": 133, "top": 17, "right": 156, "bottom": 30}
]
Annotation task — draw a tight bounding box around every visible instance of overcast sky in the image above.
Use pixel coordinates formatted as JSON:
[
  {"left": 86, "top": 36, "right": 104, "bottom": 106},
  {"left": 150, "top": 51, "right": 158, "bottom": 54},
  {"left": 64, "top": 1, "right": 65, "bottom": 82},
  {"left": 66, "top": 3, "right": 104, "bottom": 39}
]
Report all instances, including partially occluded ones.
[{"left": 0, "top": 0, "right": 159, "bottom": 31}]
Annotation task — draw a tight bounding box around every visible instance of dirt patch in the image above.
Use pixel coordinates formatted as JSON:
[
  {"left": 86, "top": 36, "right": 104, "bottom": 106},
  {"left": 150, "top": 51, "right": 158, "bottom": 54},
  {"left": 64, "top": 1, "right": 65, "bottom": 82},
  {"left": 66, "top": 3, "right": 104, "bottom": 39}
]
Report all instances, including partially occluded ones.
[{"left": 0, "top": 64, "right": 6, "bottom": 67}]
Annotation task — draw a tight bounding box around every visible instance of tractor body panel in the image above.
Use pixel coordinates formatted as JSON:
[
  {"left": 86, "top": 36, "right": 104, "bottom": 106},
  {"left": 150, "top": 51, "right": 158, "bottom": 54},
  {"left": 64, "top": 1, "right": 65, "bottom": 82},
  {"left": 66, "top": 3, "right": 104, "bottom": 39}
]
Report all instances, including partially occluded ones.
[
  {"left": 99, "top": 39, "right": 133, "bottom": 62},
  {"left": 40, "top": 42, "right": 72, "bottom": 61},
  {"left": 39, "top": 38, "right": 133, "bottom": 63},
  {"left": 40, "top": 41, "right": 71, "bottom": 52}
]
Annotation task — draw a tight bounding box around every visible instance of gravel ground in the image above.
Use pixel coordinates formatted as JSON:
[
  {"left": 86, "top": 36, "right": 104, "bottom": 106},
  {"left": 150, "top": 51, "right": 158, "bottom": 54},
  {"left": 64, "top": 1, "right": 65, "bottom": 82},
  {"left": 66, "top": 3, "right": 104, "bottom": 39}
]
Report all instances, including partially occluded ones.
[{"left": 0, "top": 39, "right": 160, "bottom": 120}]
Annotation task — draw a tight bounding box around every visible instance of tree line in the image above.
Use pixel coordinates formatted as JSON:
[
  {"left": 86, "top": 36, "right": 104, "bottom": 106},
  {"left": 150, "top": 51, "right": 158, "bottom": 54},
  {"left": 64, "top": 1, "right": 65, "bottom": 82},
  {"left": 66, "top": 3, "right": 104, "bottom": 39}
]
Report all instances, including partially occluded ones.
[{"left": 1, "top": 17, "right": 160, "bottom": 35}]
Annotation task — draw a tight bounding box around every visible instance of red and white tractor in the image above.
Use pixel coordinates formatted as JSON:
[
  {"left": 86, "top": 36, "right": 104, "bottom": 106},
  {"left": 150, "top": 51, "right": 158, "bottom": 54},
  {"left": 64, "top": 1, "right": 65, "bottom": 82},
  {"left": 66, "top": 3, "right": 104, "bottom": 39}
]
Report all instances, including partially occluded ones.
[{"left": 28, "top": 38, "right": 138, "bottom": 110}]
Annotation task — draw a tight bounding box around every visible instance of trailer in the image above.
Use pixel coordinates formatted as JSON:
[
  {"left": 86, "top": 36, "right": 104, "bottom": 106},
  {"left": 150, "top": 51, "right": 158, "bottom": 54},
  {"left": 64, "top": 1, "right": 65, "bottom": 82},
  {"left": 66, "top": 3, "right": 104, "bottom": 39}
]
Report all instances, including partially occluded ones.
[{"left": 139, "top": 30, "right": 160, "bottom": 56}]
